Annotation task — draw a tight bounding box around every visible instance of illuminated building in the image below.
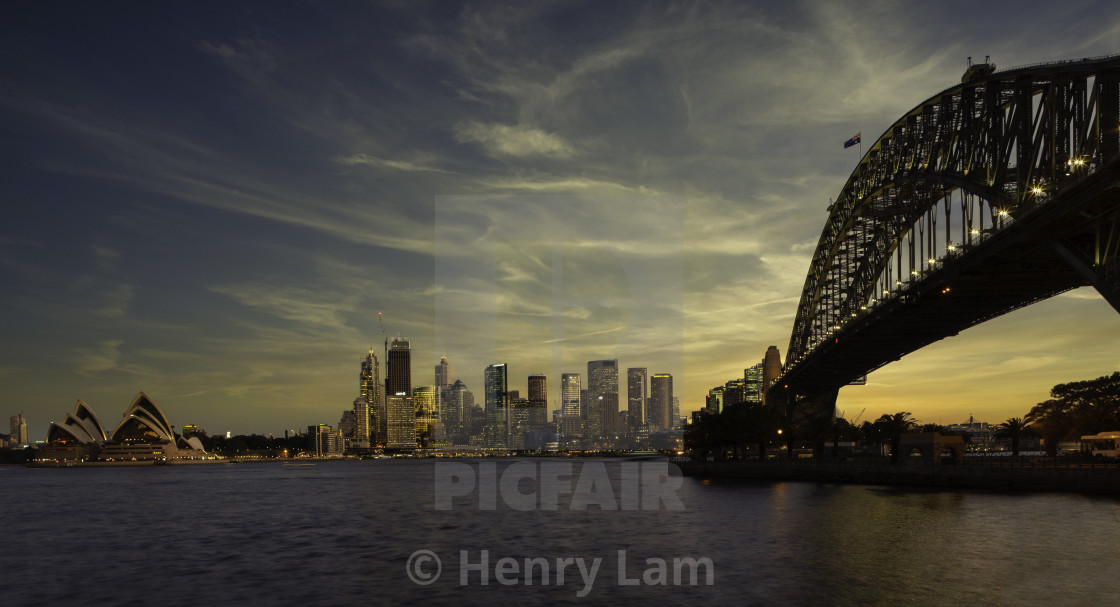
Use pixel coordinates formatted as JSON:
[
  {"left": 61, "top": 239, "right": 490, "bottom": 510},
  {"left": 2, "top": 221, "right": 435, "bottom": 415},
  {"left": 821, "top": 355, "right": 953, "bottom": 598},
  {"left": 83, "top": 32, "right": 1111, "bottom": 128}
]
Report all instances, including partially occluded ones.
[
  {"left": 413, "top": 385, "right": 439, "bottom": 446},
  {"left": 587, "top": 360, "right": 618, "bottom": 440},
  {"left": 627, "top": 368, "right": 647, "bottom": 435},
  {"left": 444, "top": 379, "right": 474, "bottom": 445},
  {"left": 561, "top": 373, "right": 582, "bottom": 439},
  {"left": 527, "top": 374, "right": 548, "bottom": 432},
  {"left": 352, "top": 397, "right": 370, "bottom": 448},
  {"left": 38, "top": 393, "right": 212, "bottom": 463},
  {"left": 483, "top": 364, "right": 509, "bottom": 448},
  {"left": 385, "top": 393, "right": 416, "bottom": 450}
]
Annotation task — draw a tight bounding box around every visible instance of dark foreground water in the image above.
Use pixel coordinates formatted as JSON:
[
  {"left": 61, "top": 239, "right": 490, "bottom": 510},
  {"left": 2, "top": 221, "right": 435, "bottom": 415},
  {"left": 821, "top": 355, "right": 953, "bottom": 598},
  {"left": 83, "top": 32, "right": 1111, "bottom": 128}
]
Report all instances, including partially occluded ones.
[{"left": 3, "top": 458, "right": 1118, "bottom": 606}]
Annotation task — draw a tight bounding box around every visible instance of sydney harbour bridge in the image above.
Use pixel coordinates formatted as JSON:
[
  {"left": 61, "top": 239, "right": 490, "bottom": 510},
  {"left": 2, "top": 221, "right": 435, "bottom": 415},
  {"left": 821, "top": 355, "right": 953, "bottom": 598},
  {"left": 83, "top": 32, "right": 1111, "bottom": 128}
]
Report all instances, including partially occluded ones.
[{"left": 768, "top": 55, "right": 1120, "bottom": 422}]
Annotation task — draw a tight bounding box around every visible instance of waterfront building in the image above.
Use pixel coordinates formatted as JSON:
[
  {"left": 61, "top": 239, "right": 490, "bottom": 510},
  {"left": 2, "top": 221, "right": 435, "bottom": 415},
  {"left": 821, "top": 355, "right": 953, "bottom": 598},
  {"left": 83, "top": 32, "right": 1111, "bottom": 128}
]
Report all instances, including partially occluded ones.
[
  {"left": 413, "top": 385, "right": 439, "bottom": 447},
  {"left": 352, "top": 397, "right": 370, "bottom": 449},
  {"left": 587, "top": 360, "right": 618, "bottom": 441},
  {"left": 308, "top": 424, "right": 343, "bottom": 456},
  {"left": 483, "top": 364, "right": 509, "bottom": 448},
  {"left": 39, "top": 393, "right": 211, "bottom": 463},
  {"left": 385, "top": 393, "right": 416, "bottom": 450},
  {"left": 650, "top": 374, "right": 673, "bottom": 432},
  {"left": 360, "top": 348, "right": 384, "bottom": 445},
  {"left": 561, "top": 373, "right": 582, "bottom": 439}
]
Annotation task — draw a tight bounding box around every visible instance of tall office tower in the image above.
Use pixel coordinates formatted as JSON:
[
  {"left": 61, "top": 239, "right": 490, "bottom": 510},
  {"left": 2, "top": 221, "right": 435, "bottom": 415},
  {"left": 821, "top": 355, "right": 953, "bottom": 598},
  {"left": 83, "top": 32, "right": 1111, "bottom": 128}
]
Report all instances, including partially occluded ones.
[
  {"left": 10, "top": 413, "right": 27, "bottom": 447},
  {"left": 483, "top": 364, "right": 509, "bottom": 448},
  {"left": 387, "top": 338, "right": 412, "bottom": 397},
  {"left": 527, "top": 374, "right": 548, "bottom": 432},
  {"left": 434, "top": 355, "right": 453, "bottom": 423},
  {"left": 744, "top": 363, "right": 764, "bottom": 403},
  {"left": 353, "top": 397, "right": 370, "bottom": 448},
  {"left": 706, "top": 386, "right": 724, "bottom": 414},
  {"left": 360, "top": 348, "right": 384, "bottom": 444},
  {"left": 599, "top": 393, "right": 619, "bottom": 439},
  {"left": 444, "top": 379, "right": 474, "bottom": 445},
  {"left": 761, "top": 345, "right": 782, "bottom": 405},
  {"left": 586, "top": 360, "right": 618, "bottom": 440},
  {"left": 650, "top": 374, "right": 673, "bottom": 432},
  {"left": 413, "top": 386, "right": 439, "bottom": 447},
  {"left": 561, "top": 373, "right": 582, "bottom": 438},
  {"left": 672, "top": 397, "right": 681, "bottom": 430},
  {"left": 627, "top": 367, "right": 647, "bottom": 433},
  {"left": 509, "top": 397, "right": 531, "bottom": 449},
  {"left": 435, "top": 356, "right": 454, "bottom": 391},
  {"left": 385, "top": 394, "right": 416, "bottom": 450}
]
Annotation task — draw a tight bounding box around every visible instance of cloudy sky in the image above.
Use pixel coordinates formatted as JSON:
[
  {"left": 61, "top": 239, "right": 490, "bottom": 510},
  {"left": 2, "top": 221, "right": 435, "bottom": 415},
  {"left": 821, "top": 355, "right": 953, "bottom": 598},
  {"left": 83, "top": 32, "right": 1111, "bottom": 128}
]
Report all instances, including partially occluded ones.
[{"left": 2, "top": 1, "right": 1119, "bottom": 437}]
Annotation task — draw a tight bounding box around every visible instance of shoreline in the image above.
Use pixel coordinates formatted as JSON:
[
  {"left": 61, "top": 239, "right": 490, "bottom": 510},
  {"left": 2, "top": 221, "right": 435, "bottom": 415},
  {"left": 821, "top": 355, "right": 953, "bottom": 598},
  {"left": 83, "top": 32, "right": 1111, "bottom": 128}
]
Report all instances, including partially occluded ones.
[{"left": 676, "top": 460, "right": 1120, "bottom": 497}]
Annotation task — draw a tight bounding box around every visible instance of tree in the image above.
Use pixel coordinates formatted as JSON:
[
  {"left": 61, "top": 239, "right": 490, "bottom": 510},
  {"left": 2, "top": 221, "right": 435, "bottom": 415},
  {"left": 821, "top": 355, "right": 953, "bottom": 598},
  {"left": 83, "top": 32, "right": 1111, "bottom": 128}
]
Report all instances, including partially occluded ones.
[
  {"left": 872, "top": 412, "right": 917, "bottom": 463},
  {"left": 996, "top": 417, "right": 1032, "bottom": 456},
  {"left": 1026, "top": 399, "right": 1074, "bottom": 457}
]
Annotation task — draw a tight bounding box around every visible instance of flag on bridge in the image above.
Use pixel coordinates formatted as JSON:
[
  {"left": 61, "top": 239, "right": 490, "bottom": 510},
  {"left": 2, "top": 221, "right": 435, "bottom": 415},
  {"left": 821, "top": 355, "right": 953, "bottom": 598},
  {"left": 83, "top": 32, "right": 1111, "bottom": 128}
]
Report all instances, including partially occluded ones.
[{"left": 843, "top": 132, "right": 861, "bottom": 149}]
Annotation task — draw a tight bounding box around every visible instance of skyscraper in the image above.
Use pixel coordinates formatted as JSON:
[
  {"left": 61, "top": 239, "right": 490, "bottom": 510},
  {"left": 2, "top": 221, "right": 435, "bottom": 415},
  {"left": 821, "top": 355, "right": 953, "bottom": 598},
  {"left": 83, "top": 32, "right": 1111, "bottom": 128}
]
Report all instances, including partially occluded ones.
[
  {"left": 352, "top": 397, "right": 370, "bottom": 448},
  {"left": 435, "top": 356, "right": 454, "bottom": 392},
  {"left": 387, "top": 338, "right": 412, "bottom": 397},
  {"left": 762, "top": 345, "right": 782, "bottom": 405},
  {"left": 527, "top": 374, "right": 548, "bottom": 432},
  {"left": 360, "top": 348, "right": 384, "bottom": 445},
  {"left": 586, "top": 360, "right": 618, "bottom": 440},
  {"left": 650, "top": 374, "right": 673, "bottom": 432},
  {"left": 9, "top": 413, "right": 27, "bottom": 447},
  {"left": 627, "top": 367, "right": 647, "bottom": 434},
  {"left": 561, "top": 373, "right": 581, "bottom": 439},
  {"left": 385, "top": 393, "right": 415, "bottom": 450},
  {"left": 413, "top": 386, "right": 439, "bottom": 447},
  {"left": 744, "top": 363, "right": 764, "bottom": 404},
  {"left": 444, "top": 379, "right": 474, "bottom": 445},
  {"left": 484, "top": 363, "right": 509, "bottom": 448}
]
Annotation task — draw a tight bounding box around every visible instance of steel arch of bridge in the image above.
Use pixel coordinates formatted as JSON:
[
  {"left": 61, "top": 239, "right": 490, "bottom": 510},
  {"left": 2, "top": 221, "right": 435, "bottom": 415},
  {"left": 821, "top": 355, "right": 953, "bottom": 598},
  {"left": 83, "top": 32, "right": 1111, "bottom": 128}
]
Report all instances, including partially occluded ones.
[{"left": 777, "top": 55, "right": 1120, "bottom": 412}]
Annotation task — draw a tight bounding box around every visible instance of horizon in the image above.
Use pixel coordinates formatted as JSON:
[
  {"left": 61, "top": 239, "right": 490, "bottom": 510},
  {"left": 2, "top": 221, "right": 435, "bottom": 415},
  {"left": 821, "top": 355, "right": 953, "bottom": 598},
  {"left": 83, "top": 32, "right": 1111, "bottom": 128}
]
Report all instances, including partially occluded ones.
[{"left": 3, "top": 2, "right": 1119, "bottom": 438}]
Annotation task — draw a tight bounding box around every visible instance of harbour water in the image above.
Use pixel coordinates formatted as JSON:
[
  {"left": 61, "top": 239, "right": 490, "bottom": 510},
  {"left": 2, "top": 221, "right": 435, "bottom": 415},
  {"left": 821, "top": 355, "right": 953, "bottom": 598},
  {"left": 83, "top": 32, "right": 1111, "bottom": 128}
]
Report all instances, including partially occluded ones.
[{"left": 4, "top": 458, "right": 1117, "bottom": 606}]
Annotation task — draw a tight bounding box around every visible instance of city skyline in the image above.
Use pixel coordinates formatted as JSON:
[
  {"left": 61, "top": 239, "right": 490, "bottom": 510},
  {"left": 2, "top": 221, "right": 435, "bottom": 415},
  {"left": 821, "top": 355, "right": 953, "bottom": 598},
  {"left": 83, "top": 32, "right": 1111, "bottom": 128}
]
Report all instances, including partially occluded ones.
[{"left": 2, "top": 2, "right": 1120, "bottom": 436}]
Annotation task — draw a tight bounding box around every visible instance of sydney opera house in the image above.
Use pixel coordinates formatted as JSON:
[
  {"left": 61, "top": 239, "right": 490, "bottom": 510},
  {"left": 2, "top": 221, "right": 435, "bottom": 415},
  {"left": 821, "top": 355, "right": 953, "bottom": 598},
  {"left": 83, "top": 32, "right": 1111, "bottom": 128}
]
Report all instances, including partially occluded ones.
[{"left": 34, "top": 392, "right": 218, "bottom": 465}]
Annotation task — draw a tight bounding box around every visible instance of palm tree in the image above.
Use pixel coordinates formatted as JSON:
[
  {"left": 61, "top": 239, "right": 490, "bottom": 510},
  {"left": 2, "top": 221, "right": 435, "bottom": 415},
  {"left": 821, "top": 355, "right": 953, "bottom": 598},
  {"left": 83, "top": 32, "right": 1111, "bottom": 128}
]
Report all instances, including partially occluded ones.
[
  {"left": 996, "top": 417, "right": 1032, "bottom": 456},
  {"left": 873, "top": 412, "right": 917, "bottom": 463}
]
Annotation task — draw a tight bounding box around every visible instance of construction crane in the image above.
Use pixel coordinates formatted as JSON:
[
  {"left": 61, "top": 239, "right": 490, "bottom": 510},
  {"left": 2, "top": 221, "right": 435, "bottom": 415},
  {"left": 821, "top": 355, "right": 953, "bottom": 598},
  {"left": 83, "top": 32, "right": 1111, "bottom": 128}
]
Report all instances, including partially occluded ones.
[{"left": 852, "top": 408, "right": 866, "bottom": 424}]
